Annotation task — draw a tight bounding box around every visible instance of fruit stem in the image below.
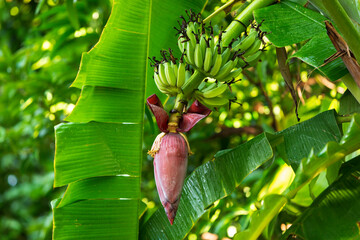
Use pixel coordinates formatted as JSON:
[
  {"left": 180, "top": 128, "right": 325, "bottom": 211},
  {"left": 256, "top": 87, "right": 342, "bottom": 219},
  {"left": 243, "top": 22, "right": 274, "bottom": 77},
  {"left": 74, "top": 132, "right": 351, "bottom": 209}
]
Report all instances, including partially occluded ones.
[
  {"left": 222, "top": 0, "right": 276, "bottom": 46},
  {"left": 203, "top": 0, "right": 246, "bottom": 24}
]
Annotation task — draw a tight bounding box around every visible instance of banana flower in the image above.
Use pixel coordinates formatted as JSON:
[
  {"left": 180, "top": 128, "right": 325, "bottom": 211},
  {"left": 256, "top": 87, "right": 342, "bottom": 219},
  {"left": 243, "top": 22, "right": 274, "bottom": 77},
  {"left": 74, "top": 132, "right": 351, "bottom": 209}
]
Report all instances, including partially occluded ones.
[{"left": 147, "top": 94, "right": 211, "bottom": 225}]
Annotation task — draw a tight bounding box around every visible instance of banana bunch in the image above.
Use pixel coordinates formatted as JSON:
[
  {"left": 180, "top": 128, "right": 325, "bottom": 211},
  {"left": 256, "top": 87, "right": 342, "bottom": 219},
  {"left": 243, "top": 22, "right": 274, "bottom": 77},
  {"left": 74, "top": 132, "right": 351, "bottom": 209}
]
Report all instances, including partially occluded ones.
[
  {"left": 150, "top": 51, "right": 193, "bottom": 96},
  {"left": 194, "top": 81, "right": 236, "bottom": 108},
  {"left": 175, "top": 10, "right": 266, "bottom": 83}
]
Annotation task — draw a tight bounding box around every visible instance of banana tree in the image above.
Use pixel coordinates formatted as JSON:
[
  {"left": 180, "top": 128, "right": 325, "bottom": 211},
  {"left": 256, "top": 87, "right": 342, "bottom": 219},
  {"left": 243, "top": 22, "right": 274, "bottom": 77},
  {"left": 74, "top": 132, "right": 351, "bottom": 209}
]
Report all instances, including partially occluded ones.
[{"left": 52, "top": 0, "right": 360, "bottom": 239}]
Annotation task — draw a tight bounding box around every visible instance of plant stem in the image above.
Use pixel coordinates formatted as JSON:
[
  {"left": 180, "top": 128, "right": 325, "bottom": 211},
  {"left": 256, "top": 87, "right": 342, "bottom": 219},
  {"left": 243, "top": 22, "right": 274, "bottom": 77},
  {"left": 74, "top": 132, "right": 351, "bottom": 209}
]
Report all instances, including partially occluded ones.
[
  {"left": 322, "top": 0, "right": 360, "bottom": 61},
  {"left": 222, "top": 0, "right": 277, "bottom": 46},
  {"left": 203, "top": 0, "right": 245, "bottom": 24}
]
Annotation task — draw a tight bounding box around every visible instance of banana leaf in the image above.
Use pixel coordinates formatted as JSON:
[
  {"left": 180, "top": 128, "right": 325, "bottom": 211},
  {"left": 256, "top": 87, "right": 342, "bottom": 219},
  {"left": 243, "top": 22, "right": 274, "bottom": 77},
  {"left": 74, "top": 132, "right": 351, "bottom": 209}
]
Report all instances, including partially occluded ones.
[
  {"left": 282, "top": 156, "right": 360, "bottom": 240},
  {"left": 52, "top": 0, "right": 206, "bottom": 239},
  {"left": 254, "top": 1, "right": 348, "bottom": 81}
]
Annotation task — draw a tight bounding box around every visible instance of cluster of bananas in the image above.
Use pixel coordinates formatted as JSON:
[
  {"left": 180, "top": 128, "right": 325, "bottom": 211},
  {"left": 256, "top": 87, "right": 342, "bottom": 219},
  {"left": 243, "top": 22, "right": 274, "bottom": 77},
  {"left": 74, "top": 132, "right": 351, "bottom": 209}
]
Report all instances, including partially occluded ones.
[
  {"left": 150, "top": 50, "right": 191, "bottom": 96},
  {"left": 150, "top": 10, "right": 267, "bottom": 109},
  {"left": 194, "top": 81, "right": 235, "bottom": 108},
  {"left": 175, "top": 10, "right": 265, "bottom": 83}
]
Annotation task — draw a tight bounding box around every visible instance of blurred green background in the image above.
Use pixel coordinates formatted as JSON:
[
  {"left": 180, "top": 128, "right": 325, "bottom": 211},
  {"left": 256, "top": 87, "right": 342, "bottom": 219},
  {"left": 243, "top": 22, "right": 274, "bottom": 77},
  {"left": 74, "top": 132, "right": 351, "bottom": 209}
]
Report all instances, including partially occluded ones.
[{"left": 0, "top": 0, "right": 346, "bottom": 239}]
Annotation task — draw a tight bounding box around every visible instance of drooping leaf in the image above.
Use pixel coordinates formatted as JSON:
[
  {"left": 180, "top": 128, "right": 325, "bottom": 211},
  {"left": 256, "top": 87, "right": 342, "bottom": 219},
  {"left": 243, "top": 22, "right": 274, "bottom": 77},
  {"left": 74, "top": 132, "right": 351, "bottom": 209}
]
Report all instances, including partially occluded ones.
[{"left": 282, "top": 156, "right": 360, "bottom": 240}]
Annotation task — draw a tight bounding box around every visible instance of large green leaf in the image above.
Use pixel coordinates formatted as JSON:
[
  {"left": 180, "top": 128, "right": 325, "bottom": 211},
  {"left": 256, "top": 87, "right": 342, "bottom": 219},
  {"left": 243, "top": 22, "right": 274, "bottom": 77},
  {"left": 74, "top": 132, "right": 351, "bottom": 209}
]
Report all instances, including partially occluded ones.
[
  {"left": 140, "top": 110, "right": 342, "bottom": 239},
  {"left": 54, "top": 122, "right": 141, "bottom": 187},
  {"left": 254, "top": 2, "right": 327, "bottom": 47},
  {"left": 254, "top": 1, "right": 349, "bottom": 81},
  {"left": 53, "top": 200, "right": 139, "bottom": 239},
  {"left": 282, "top": 157, "right": 360, "bottom": 240},
  {"left": 53, "top": 0, "right": 206, "bottom": 239}
]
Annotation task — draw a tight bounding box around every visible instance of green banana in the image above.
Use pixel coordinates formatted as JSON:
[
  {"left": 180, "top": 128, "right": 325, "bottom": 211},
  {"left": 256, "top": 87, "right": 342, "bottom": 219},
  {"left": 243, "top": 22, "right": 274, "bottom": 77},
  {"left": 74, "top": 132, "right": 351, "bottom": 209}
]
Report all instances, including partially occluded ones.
[
  {"left": 210, "top": 53, "right": 222, "bottom": 76},
  {"left": 242, "top": 38, "right": 262, "bottom": 57},
  {"left": 171, "top": 61, "right": 178, "bottom": 79},
  {"left": 232, "top": 29, "right": 257, "bottom": 52},
  {"left": 201, "top": 82, "right": 218, "bottom": 93},
  {"left": 154, "top": 73, "right": 171, "bottom": 94},
  {"left": 158, "top": 63, "right": 170, "bottom": 86},
  {"left": 178, "top": 36, "right": 185, "bottom": 53},
  {"left": 186, "top": 41, "right": 194, "bottom": 65},
  {"left": 186, "top": 22, "right": 196, "bottom": 47},
  {"left": 237, "top": 57, "right": 247, "bottom": 68},
  {"left": 177, "top": 62, "right": 185, "bottom": 87},
  {"left": 185, "top": 70, "right": 192, "bottom": 83},
  {"left": 200, "top": 36, "right": 206, "bottom": 53},
  {"left": 199, "top": 95, "right": 229, "bottom": 107},
  {"left": 209, "top": 37, "right": 215, "bottom": 53},
  {"left": 164, "top": 62, "right": 176, "bottom": 86},
  {"left": 194, "top": 43, "right": 204, "bottom": 69},
  {"left": 203, "top": 47, "right": 213, "bottom": 72},
  {"left": 221, "top": 48, "right": 231, "bottom": 67},
  {"left": 245, "top": 51, "right": 263, "bottom": 66},
  {"left": 221, "top": 68, "right": 243, "bottom": 82},
  {"left": 215, "top": 60, "right": 235, "bottom": 80},
  {"left": 203, "top": 83, "right": 228, "bottom": 98}
]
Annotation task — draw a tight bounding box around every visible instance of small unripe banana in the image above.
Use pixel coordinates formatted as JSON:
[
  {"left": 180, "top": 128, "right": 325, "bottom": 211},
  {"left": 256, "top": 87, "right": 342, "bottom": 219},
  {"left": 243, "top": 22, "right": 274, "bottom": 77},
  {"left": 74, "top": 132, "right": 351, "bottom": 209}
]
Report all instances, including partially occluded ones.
[
  {"left": 221, "top": 48, "right": 231, "bottom": 67},
  {"left": 158, "top": 64, "right": 170, "bottom": 86},
  {"left": 186, "top": 41, "right": 194, "bottom": 65},
  {"left": 185, "top": 70, "right": 192, "bottom": 83},
  {"left": 178, "top": 36, "right": 185, "bottom": 53},
  {"left": 198, "top": 95, "right": 229, "bottom": 107},
  {"left": 203, "top": 83, "right": 228, "bottom": 98},
  {"left": 203, "top": 47, "right": 213, "bottom": 72},
  {"left": 177, "top": 62, "right": 186, "bottom": 87},
  {"left": 210, "top": 53, "right": 222, "bottom": 76},
  {"left": 232, "top": 29, "right": 257, "bottom": 52},
  {"left": 242, "top": 38, "right": 262, "bottom": 57},
  {"left": 186, "top": 22, "right": 196, "bottom": 47},
  {"left": 245, "top": 51, "right": 263, "bottom": 66},
  {"left": 221, "top": 68, "right": 243, "bottom": 82},
  {"left": 215, "top": 60, "right": 234, "bottom": 80},
  {"left": 200, "top": 36, "right": 207, "bottom": 54},
  {"left": 171, "top": 62, "right": 178, "bottom": 79},
  {"left": 194, "top": 43, "right": 204, "bottom": 69},
  {"left": 201, "top": 82, "right": 218, "bottom": 93},
  {"left": 164, "top": 62, "right": 176, "bottom": 87}
]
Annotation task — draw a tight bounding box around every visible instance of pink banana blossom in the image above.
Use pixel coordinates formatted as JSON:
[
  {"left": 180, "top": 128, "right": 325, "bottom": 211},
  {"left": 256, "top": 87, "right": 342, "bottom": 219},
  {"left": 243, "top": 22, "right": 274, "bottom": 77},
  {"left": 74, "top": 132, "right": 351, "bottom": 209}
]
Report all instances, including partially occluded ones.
[{"left": 147, "top": 94, "right": 211, "bottom": 225}]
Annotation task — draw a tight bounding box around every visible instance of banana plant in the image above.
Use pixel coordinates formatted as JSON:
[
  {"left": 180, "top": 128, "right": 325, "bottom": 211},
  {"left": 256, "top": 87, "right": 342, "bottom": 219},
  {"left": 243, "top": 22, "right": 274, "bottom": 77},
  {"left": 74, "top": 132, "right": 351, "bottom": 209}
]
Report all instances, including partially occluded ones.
[{"left": 52, "top": 0, "right": 360, "bottom": 239}]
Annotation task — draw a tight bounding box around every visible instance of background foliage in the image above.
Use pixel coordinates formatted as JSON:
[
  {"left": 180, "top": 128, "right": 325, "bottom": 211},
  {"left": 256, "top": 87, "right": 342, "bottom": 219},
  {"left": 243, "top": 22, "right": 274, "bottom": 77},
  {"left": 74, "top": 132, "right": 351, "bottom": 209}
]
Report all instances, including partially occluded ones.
[{"left": 1, "top": 0, "right": 359, "bottom": 239}]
